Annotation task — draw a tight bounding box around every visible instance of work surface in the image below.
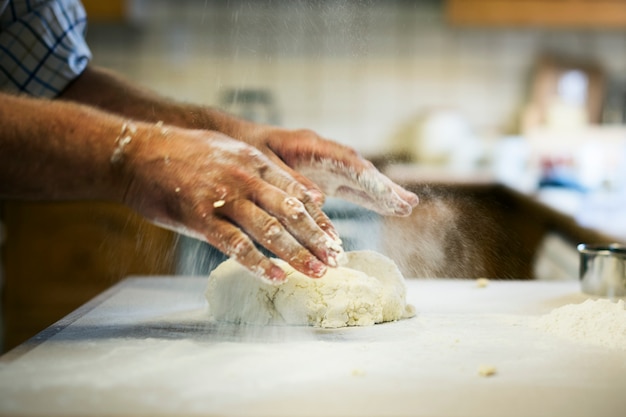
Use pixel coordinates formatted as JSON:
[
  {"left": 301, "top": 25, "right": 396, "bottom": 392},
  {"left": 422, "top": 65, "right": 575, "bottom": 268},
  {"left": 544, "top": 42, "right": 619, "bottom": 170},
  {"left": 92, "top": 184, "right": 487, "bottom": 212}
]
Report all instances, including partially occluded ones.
[{"left": 1, "top": 277, "right": 625, "bottom": 417}]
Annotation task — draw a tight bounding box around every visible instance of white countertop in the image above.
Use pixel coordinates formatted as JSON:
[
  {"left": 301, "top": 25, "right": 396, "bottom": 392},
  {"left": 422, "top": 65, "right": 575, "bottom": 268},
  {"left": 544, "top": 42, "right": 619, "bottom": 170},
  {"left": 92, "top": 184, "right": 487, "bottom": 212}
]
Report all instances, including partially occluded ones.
[{"left": 0, "top": 277, "right": 625, "bottom": 417}]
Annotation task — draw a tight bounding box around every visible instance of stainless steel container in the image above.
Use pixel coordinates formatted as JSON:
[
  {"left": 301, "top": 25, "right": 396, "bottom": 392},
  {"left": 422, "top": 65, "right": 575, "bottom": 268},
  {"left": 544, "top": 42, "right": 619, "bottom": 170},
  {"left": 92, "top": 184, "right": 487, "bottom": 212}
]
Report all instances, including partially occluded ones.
[{"left": 577, "top": 243, "right": 626, "bottom": 297}]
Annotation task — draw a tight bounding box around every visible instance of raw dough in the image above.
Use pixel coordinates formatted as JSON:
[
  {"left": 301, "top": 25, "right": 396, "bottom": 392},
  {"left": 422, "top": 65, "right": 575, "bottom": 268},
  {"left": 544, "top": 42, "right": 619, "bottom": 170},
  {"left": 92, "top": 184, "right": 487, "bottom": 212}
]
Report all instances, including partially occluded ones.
[{"left": 205, "top": 250, "right": 415, "bottom": 328}]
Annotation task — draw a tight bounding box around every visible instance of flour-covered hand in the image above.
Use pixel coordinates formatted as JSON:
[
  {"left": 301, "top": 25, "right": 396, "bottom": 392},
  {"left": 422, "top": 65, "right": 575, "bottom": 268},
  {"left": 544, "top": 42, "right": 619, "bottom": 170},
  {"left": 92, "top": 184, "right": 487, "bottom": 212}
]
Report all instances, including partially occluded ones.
[
  {"left": 241, "top": 127, "right": 419, "bottom": 216},
  {"left": 121, "top": 125, "right": 343, "bottom": 281}
]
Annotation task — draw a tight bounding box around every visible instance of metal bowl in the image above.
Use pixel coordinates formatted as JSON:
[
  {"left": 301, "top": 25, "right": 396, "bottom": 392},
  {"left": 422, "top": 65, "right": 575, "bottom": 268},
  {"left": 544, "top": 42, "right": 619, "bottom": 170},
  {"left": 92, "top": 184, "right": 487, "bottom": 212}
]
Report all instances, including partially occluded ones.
[{"left": 577, "top": 243, "right": 626, "bottom": 297}]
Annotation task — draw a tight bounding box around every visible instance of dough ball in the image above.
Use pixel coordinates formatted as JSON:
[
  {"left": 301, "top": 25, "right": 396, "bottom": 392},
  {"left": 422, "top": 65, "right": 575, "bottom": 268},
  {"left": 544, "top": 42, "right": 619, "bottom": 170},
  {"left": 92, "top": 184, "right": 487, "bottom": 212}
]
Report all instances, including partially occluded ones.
[{"left": 205, "top": 250, "right": 415, "bottom": 328}]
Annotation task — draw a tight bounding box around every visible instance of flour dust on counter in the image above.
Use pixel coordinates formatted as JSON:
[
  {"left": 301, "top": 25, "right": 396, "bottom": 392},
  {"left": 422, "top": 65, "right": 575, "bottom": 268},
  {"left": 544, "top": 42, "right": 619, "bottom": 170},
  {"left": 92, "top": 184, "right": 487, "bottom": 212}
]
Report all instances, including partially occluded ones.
[
  {"left": 533, "top": 298, "right": 626, "bottom": 350},
  {"left": 205, "top": 250, "right": 415, "bottom": 328},
  {"left": 2, "top": 278, "right": 626, "bottom": 417}
]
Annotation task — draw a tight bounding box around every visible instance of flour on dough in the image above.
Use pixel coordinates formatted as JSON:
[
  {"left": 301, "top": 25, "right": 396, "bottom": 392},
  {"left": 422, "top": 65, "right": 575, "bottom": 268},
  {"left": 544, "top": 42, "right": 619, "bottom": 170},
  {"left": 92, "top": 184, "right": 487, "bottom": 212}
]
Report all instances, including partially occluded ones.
[{"left": 205, "top": 250, "right": 415, "bottom": 328}]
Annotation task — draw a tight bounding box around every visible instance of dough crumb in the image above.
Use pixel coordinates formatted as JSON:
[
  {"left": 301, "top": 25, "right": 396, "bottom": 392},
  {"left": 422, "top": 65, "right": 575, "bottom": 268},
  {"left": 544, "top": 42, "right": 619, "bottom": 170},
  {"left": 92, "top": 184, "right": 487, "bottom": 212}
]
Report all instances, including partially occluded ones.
[
  {"left": 476, "top": 278, "right": 490, "bottom": 288},
  {"left": 478, "top": 364, "right": 497, "bottom": 377},
  {"left": 351, "top": 369, "right": 367, "bottom": 377}
]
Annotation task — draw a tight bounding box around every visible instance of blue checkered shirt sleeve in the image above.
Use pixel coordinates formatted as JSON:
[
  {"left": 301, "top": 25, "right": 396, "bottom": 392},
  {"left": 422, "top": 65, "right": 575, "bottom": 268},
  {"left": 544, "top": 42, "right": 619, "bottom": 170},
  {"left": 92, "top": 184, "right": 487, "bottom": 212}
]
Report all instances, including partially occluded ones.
[{"left": 0, "top": 0, "right": 92, "bottom": 98}]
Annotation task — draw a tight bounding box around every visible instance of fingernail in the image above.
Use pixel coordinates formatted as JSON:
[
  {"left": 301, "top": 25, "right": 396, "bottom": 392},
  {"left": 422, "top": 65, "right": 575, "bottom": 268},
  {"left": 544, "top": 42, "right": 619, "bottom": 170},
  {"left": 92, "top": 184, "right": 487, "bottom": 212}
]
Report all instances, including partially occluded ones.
[
  {"left": 393, "top": 200, "right": 413, "bottom": 216},
  {"left": 269, "top": 265, "right": 286, "bottom": 282},
  {"left": 306, "top": 258, "right": 327, "bottom": 278},
  {"left": 393, "top": 207, "right": 410, "bottom": 216}
]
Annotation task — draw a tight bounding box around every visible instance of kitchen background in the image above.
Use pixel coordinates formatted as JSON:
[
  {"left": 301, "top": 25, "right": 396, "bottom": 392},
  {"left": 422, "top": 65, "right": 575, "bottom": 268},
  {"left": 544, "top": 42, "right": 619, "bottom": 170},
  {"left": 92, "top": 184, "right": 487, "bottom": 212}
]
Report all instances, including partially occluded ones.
[
  {"left": 87, "top": 0, "right": 626, "bottom": 260},
  {"left": 2, "top": 0, "right": 626, "bottom": 351},
  {"left": 88, "top": 0, "right": 626, "bottom": 155}
]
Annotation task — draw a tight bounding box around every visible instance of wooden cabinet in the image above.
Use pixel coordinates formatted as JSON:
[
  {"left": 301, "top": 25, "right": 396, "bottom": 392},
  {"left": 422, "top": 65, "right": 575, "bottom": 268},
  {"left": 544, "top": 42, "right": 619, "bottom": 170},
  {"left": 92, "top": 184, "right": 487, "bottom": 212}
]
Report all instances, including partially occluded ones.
[
  {"left": 1, "top": 202, "right": 176, "bottom": 352},
  {"left": 446, "top": 0, "right": 626, "bottom": 28},
  {"left": 81, "top": 0, "right": 127, "bottom": 22}
]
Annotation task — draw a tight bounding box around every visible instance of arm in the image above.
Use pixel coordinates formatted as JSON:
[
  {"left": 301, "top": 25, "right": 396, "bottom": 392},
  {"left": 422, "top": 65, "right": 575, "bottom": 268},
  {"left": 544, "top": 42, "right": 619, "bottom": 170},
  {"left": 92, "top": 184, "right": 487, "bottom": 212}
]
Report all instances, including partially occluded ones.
[
  {"left": 60, "top": 65, "right": 419, "bottom": 215},
  {"left": 0, "top": 92, "right": 128, "bottom": 201},
  {"left": 0, "top": 92, "right": 342, "bottom": 281}
]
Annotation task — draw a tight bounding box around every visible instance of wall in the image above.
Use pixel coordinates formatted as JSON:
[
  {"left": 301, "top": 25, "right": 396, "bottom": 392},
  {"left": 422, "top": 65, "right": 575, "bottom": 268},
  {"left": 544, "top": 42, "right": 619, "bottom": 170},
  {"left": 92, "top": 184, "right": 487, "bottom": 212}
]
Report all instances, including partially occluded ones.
[{"left": 86, "top": 0, "right": 626, "bottom": 156}]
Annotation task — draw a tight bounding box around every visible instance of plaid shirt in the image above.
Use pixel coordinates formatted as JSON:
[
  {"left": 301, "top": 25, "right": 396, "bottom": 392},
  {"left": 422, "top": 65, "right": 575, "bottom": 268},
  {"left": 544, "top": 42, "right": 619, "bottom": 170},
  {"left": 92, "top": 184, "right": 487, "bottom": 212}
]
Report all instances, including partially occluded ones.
[{"left": 0, "top": 0, "right": 91, "bottom": 97}]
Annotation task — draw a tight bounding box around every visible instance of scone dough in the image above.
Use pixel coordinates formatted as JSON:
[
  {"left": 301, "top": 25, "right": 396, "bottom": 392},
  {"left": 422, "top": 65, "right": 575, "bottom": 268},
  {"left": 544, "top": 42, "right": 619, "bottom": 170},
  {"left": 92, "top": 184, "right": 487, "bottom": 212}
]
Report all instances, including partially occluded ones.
[{"left": 205, "top": 250, "right": 415, "bottom": 328}]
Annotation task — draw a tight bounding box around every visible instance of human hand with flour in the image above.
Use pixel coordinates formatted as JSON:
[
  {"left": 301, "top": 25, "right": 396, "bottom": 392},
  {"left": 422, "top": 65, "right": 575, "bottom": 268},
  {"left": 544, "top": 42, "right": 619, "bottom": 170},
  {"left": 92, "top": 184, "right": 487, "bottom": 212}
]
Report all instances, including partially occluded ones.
[
  {"left": 0, "top": 91, "right": 344, "bottom": 282},
  {"left": 121, "top": 122, "right": 419, "bottom": 282},
  {"left": 229, "top": 124, "right": 420, "bottom": 216},
  {"left": 123, "top": 121, "right": 418, "bottom": 282},
  {"left": 121, "top": 125, "right": 345, "bottom": 282},
  {"left": 2, "top": 66, "right": 419, "bottom": 282}
]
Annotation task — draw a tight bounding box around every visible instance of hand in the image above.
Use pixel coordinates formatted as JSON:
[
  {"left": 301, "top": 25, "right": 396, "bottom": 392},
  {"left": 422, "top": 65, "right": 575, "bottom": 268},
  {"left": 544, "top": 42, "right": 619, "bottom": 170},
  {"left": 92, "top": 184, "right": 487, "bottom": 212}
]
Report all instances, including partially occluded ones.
[
  {"left": 236, "top": 126, "right": 419, "bottom": 216},
  {"left": 122, "top": 125, "right": 343, "bottom": 281}
]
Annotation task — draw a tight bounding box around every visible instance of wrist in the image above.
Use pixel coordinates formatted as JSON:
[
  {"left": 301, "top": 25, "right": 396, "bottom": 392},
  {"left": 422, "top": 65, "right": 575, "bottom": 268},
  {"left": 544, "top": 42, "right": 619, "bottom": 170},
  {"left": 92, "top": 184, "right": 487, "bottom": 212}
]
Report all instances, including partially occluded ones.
[{"left": 111, "top": 120, "right": 166, "bottom": 206}]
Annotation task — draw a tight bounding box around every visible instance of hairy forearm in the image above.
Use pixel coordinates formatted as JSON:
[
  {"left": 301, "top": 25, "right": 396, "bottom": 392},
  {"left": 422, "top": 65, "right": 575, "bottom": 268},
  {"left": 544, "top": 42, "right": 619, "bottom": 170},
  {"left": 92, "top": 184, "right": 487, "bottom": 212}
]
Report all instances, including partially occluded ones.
[
  {"left": 60, "top": 65, "right": 254, "bottom": 138},
  {"left": 0, "top": 92, "right": 136, "bottom": 201}
]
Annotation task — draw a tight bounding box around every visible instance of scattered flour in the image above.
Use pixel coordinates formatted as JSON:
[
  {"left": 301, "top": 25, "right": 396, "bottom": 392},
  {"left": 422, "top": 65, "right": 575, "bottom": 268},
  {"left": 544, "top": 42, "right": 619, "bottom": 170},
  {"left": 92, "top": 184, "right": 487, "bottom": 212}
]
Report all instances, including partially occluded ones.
[
  {"left": 534, "top": 299, "right": 626, "bottom": 350},
  {"left": 110, "top": 121, "right": 136, "bottom": 164},
  {"left": 205, "top": 250, "right": 415, "bottom": 328}
]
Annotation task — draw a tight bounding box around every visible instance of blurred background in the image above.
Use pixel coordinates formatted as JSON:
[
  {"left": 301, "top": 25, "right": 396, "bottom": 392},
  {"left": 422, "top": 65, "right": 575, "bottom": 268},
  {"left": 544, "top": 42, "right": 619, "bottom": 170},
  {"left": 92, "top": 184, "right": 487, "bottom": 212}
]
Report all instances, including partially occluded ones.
[{"left": 2, "top": 0, "right": 626, "bottom": 351}]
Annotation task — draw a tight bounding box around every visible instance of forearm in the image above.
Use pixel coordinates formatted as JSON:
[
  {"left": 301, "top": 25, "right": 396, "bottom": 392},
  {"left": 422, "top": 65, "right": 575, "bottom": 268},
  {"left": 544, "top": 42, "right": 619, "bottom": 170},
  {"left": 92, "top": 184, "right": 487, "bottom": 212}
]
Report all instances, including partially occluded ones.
[
  {"left": 59, "top": 65, "right": 253, "bottom": 138},
  {"left": 0, "top": 92, "right": 137, "bottom": 202}
]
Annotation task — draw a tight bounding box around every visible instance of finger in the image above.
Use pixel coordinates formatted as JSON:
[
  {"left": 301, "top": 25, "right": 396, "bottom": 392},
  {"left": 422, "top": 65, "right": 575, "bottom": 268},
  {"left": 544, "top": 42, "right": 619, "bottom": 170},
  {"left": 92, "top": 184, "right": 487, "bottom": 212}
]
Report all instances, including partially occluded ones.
[
  {"left": 257, "top": 133, "right": 326, "bottom": 206},
  {"left": 257, "top": 162, "right": 342, "bottom": 245},
  {"left": 296, "top": 159, "right": 417, "bottom": 217},
  {"left": 391, "top": 182, "right": 419, "bottom": 208},
  {"left": 223, "top": 199, "right": 329, "bottom": 278},
  {"left": 204, "top": 218, "right": 287, "bottom": 282},
  {"left": 302, "top": 197, "right": 342, "bottom": 245},
  {"left": 266, "top": 153, "right": 326, "bottom": 206},
  {"left": 268, "top": 133, "right": 419, "bottom": 216},
  {"left": 334, "top": 185, "right": 410, "bottom": 216},
  {"left": 353, "top": 169, "right": 418, "bottom": 216},
  {"left": 246, "top": 180, "right": 344, "bottom": 267}
]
